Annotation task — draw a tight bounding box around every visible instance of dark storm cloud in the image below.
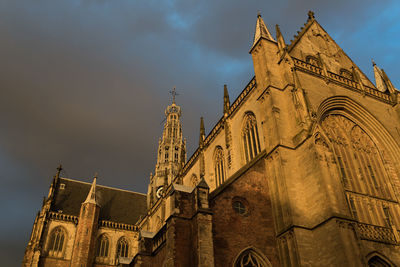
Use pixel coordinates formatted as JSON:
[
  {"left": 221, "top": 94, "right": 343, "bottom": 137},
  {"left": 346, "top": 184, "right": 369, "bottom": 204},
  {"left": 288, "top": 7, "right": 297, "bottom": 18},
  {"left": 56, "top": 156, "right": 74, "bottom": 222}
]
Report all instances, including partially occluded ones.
[{"left": 1, "top": 0, "right": 399, "bottom": 265}]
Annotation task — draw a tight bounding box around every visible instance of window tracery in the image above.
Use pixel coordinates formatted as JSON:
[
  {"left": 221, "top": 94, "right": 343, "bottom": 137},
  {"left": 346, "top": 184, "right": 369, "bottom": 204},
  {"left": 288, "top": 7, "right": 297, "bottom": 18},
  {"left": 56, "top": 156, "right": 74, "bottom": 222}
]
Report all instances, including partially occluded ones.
[
  {"left": 234, "top": 249, "right": 271, "bottom": 267},
  {"left": 48, "top": 227, "right": 66, "bottom": 257},
  {"left": 320, "top": 114, "right": 399, "bottom": 228},
  {"left": 117, "top": 237, "right": 129, "bottom": 258},
  {"left": 242, "top": 113, "right": 261, "bottom": 163},
  {"left": 214, "top": 146, "right": 226, "bottom": 187},
  {"left": 339, "top": 68, "right": 354, "bottom": 80},
  {"left": 306, "top": 55, "right": 321, "bottom": 67},
  {"left": 96, "top": 234, "right": 110, "bottom": 259}
]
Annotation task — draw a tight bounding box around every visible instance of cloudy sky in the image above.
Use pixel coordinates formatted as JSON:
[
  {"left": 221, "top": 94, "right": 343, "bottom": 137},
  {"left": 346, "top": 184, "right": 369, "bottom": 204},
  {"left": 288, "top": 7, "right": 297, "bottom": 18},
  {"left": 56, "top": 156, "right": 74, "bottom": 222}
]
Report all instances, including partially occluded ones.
[{"left": 1, "top": 0, "right": 399, "bottom": 265}]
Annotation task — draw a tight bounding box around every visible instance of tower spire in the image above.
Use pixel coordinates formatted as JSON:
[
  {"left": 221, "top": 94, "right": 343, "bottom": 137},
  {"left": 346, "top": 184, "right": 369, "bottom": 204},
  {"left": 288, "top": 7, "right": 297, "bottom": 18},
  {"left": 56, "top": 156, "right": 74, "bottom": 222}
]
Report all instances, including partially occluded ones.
[
  {"left": 251, "top": 12, "right": 275, "bottom": 50},
  {"left": 84, "top": 174, "right": 98, "bottom": 205},
  {"left": 148, "top": 91, "right": 187, "bottom": 207}
]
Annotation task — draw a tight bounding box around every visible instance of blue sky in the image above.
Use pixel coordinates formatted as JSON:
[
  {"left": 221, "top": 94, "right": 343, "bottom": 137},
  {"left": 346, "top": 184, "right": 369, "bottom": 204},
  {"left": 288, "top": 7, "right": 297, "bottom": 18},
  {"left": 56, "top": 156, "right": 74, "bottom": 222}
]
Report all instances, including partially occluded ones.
[{"left": 0, "top": 0, "right": 399, "bottom": 265}]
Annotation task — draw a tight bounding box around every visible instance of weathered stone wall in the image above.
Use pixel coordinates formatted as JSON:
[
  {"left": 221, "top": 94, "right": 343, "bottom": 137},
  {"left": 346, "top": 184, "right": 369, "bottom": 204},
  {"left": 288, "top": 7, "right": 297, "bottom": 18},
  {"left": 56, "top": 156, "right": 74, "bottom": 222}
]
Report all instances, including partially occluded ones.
[{"left": 210, "top": 157, "right": 280, "bottom": 266}]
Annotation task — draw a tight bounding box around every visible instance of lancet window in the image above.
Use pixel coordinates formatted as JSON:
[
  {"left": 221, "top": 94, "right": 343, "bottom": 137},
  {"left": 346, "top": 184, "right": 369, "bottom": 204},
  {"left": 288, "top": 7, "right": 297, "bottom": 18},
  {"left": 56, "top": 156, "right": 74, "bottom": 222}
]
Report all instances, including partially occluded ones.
[
  {"left": 117, "top": 237, "right": 129, "bottom": 258},
  {"left": 320, "top": 114, "right": 400, "bottom": 229},
  {"left": 234, "top": 248, "right": 271, "bottom": 267},
  {"left": 48, "top": 227, "right": 66, "bottom": 257},
  {"left": 214, "top": 146, "right": 226, "bottom": 187},
  {"left": 96, "top": 234, "right": 110, "bottom": 258},
  {"left": 242, "top": 113, "right": 261, "bottom": 163}
]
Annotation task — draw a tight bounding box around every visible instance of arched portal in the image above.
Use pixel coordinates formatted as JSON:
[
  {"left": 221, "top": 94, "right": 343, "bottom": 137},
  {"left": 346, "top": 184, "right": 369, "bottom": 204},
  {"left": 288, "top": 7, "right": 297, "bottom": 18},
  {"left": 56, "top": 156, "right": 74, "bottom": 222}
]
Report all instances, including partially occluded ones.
[{"left": 233, "top": 248, "right": 272, "bottom": 267}]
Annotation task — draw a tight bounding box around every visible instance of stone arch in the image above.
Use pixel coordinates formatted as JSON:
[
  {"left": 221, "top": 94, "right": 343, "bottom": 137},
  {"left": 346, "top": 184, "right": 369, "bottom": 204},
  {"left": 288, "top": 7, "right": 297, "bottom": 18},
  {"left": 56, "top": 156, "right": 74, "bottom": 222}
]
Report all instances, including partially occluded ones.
[
  {"left": 95, "top": 233, "right": 111, "bottom": 258},
  {"left": 316, "top": 96, "right": 400, "bottom": 228},
  {"left": 232, "top": 247, "right": 272, "bottom": 267},
  {"left": 190, "top": 173, "right": 198, "bottom": 187},
  {"left": 214, "top": 146, "right": 226, "bottom": 187},
  {"left": 47, "top": 225, "right": 68, "bottom": 258},
  {"left": 317, "top": 95, "right": 400, "bottom": 167},
  {"left": 241, "top": 111, "right": 262, "bottom": 164},
  {"left": 305, "top": 55, "right": 321, "bottom": 67},
  {"left": 367, "top": 252, "right": 394, "bottom": 267},
  {"left": 116, "top": 236, "right": 130, "bottom": 258}
]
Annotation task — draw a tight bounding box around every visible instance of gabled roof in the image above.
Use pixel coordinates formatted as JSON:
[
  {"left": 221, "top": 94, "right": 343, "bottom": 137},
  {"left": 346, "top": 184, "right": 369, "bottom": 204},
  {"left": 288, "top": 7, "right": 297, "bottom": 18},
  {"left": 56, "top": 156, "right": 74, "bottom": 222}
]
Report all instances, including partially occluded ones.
[
  {"left": 288, "top": 11, "right": 376, "bottom": 88},
  {"left": 51, "top": 177, "right": 147, "bottom": 225}
]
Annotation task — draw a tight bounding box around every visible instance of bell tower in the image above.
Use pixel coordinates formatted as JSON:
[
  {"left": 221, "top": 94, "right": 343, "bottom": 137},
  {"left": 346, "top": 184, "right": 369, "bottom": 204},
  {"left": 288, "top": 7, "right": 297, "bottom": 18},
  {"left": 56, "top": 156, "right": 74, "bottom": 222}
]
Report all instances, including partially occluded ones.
[{"left": 147, "top": 88, "right": 187, "bottom": 207}]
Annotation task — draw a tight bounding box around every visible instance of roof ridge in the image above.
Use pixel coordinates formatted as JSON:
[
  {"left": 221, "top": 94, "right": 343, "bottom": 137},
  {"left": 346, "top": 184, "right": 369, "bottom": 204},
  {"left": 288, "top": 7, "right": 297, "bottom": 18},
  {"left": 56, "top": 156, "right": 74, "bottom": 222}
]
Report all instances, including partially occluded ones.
[{"left": 60, "top": 177, "right": 146, "bottom": 196}]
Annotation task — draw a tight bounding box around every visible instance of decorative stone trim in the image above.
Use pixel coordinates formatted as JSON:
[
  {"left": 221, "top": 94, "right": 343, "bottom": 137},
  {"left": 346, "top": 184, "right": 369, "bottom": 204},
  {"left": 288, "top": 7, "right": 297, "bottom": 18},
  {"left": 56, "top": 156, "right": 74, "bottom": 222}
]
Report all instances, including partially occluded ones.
[
  {"left": 354, "top": 222, "right": 399, "bottom": 245},
  {"left": 292, "top": 57, "right": 394, "bottom": 105},
  {"left": 99, "top": 220, "right": 138, "bottom": 231},
  {"left": 48, "top": 212, "right": 78, "bottom": 224}
]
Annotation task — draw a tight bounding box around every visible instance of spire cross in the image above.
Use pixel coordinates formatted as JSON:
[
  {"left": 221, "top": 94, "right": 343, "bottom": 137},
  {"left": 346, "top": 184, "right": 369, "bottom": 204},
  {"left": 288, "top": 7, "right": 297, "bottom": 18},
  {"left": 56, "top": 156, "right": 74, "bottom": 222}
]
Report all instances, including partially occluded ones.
[{"left": 169, "top": 87, "right": 179, "bottom": 104}]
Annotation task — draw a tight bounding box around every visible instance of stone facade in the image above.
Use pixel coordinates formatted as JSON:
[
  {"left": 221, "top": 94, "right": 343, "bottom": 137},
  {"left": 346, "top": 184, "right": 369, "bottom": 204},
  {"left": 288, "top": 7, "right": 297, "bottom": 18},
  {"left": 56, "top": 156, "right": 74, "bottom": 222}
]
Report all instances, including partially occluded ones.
[{"left": 24, "top": 11, "right": 400, "bottom": 267}]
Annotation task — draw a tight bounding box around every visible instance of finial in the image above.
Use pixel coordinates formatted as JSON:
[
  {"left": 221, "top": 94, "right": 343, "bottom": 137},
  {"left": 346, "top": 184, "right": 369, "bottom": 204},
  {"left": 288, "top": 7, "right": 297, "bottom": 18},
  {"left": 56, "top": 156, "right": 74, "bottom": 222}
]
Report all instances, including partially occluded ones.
[
  {"left": 55, "top": 163, "right": 63, "bottom": 180},
  {"left": 372, "top": 59, "right": 376, "bottom": 66},
  {"left": 308, "top": 10, "right": 315, "bottom": 20},
  {"left": 257, "top": 11, "right": 262, "bottom": 18},
  {"left": 94, "top": 172, "right": 98, "bottom": 179},
  {"left": 169, "top": 86, "right": 179, "bottom": 104}
]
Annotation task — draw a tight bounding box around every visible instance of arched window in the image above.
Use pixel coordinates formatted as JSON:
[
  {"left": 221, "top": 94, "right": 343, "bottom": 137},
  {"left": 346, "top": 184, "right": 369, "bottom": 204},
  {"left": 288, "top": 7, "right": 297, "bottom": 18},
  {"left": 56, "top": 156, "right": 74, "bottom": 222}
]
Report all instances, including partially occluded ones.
[
  {"left": 190, "top": 174, "right": 198, "bottom": 187},
  {"left": 48, "top": 227, "right": 66, "bottom": 257},
  {"left": 306, "top": 55, "right": 321, "bottom": 67},
  {"left": 368, "top": 255, "right": 391, "bottom": 267},
  {"left": 96, "top": 234, "right": 110, "bottom": 258},
  {"left": 214, "top": 146, "right": 226, "bottom": 187},
  {"left": 242, "top": 113, "right": 261, "bottom": 163},
  {"left": 234, "top": 248, "right": 271, "bottom": 267},
  {"left": 320, "top": 114, "right": 399, "bottom": 228},
  {"left": 117, "top": 237, "right": 129, "bottom": 258},
  {"left": 340, "top": 68, "right": 354, "bottom": 80}
]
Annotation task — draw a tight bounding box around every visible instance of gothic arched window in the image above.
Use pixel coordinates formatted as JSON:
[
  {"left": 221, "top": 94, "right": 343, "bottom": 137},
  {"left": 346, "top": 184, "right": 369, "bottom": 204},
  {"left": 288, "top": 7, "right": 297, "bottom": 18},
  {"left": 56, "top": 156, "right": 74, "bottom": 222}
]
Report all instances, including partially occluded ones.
[
  {"left": 48, "top": 227, "right": 66, "bottom": 257},
  {"left": 214, "top": 146, "right": 226, "bottom": 187},
  {"left": 234, "top": 248, "right": 271, "bottom": 267},
  {"left": 340, "top": 68, "right": 354, "bottom": 80},
  {"left": 96, "top": 234, "right": 110, "bottom": 258},
  {"left": 320, "top": 114, "right": 399, "bottom": 228},
  {"left": 306, "top": 55, "right": 321, "bottom": 67},
  {"left": 117, "top": 237, "right": 129, "bottom": 258},
  {"left": 242, "top": 113, "right": 261, "bottom": 163}
]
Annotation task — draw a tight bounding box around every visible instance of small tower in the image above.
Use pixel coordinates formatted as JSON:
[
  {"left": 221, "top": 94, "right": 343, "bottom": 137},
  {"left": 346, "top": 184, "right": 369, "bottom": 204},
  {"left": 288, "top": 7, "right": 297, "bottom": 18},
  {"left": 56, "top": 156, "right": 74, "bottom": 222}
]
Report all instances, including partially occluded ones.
[
  {"left": 249, "top": 12, "right": 281, "bottom": 90},
  {"left": 70, "top": 176, "right": 100, "bottom": 267},
  {"left": 147, "top": 88, "right": 187, "bottom": 207}
]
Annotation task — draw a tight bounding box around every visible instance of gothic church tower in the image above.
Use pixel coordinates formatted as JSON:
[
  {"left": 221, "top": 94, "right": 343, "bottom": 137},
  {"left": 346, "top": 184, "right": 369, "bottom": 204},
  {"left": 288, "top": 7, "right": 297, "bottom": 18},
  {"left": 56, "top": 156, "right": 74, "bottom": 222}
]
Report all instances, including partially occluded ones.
[{"left": 147, "top": 90, "right": 187, "bottom": 207}]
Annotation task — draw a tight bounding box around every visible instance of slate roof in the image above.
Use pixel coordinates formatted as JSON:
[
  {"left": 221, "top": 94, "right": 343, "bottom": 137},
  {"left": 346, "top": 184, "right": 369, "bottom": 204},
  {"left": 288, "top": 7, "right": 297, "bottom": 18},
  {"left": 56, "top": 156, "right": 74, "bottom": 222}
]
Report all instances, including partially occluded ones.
[{"left": 51, "top": 177, "right": 147, "bottom": 225}]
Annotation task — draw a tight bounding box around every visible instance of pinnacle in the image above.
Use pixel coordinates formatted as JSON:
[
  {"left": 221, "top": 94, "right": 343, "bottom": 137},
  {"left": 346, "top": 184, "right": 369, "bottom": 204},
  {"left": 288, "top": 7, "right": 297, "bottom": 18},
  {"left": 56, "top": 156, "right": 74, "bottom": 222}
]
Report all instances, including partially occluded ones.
[
  {"left": 251, "top": 11, "right": 275, "bottom": 51},
  {"left": 84, "top": 176, "right": 98, "bottom": 205}
]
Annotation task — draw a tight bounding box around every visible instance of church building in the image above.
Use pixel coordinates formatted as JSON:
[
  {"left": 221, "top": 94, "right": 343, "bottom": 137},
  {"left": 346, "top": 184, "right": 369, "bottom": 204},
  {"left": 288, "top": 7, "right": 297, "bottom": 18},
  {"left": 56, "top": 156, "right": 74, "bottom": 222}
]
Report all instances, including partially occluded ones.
[{"left": 23, "top": 11, "right": 400, "bottom": 266}]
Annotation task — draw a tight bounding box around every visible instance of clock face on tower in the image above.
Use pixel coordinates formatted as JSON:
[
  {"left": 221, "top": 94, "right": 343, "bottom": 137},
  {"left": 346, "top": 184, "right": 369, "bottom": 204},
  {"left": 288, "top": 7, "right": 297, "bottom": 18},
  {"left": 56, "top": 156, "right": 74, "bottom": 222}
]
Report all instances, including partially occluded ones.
[{"left": 156, "top": 186, "right": 164, "bottom": 199}]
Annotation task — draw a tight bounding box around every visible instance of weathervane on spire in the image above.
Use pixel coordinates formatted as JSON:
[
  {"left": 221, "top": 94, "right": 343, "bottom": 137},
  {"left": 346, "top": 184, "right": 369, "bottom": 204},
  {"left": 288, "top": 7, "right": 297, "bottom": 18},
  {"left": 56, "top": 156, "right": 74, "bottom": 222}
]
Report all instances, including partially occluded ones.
[{"left": 169, "top": 86, "right": 179, "bottom": 104}]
